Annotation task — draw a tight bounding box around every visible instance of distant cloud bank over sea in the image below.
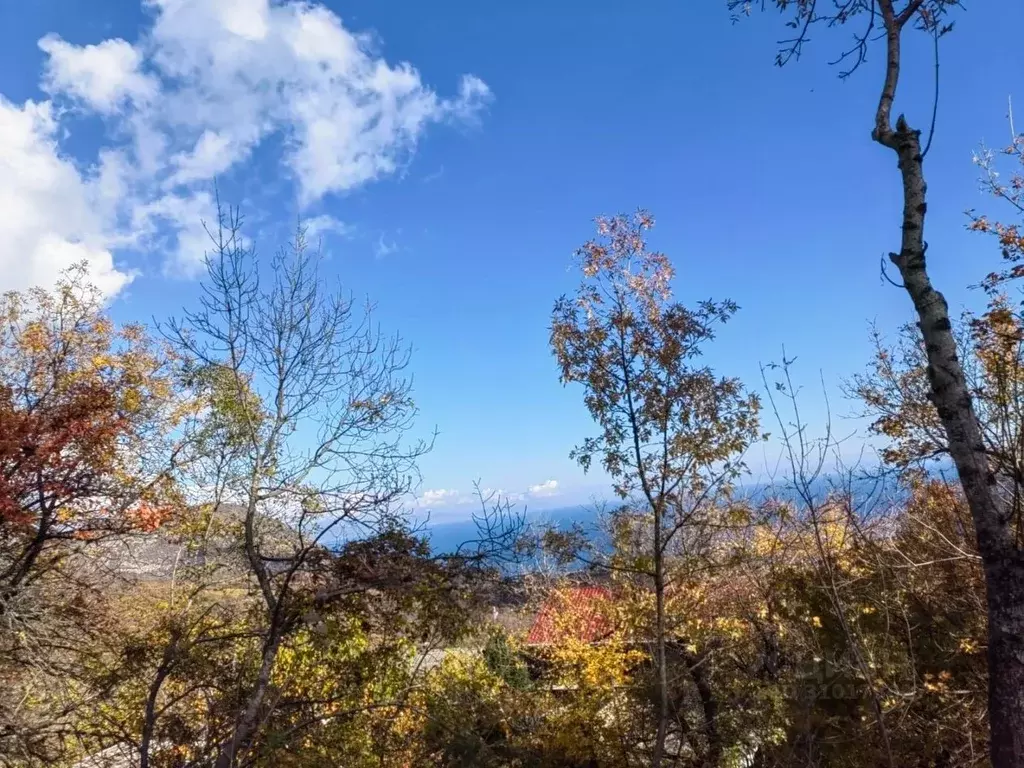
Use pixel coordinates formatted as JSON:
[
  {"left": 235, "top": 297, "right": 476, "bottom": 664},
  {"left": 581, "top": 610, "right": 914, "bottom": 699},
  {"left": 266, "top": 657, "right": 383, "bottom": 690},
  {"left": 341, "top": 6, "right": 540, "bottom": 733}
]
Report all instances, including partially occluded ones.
[{"left": 422, "top": 469, "right": 916, "bottom": 556}]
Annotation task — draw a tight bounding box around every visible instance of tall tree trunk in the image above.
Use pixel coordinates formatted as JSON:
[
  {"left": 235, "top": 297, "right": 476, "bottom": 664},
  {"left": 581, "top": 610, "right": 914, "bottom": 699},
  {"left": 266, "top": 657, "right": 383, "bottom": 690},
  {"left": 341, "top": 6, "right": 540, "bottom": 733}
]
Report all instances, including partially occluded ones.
[
  {"left": 982, "top": 555, "right": 1024, "bottom": 766},
  {"left": 873, "top": 4, "right": 1024, "bottom": 763}
]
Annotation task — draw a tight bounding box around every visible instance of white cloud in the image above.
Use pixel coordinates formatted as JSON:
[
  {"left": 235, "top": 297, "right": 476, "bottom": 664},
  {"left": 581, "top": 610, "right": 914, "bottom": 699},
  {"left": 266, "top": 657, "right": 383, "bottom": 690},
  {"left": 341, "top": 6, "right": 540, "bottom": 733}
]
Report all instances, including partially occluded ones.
[
  {"left": 418, "top": 488, "right": 461, "bottom": 507},
  {"left": 478, "top": 487, "right": 525, "bottom": 505},
  {"left": 39, "top": 35, "right": 157, "bottom": 114},
  {"left": 415, "top": 479, "right": 567, "bottom": 513},
  {"left": 527, "top": 479, "right": 559, "bottom": 498},
  {"left": 2, "top": 0, "right": 491, "bottom": 295},
  {"left": 167, "top": 129, "right": 248, "bottom": 186},
  {"left": 0, "top": 97, "right": 132, "bottom": 295},
  {"left": 446, "top": 75, "right": 492, "bottom": 125},
  {"left": 135, "top": 0, "right": 493, "bottom": 204},
  {"left": 132, "top": 189, "right": 219, "bottom": 275},
  {"left": 303, "top": 214, "right": 351, "bottom": 243}
]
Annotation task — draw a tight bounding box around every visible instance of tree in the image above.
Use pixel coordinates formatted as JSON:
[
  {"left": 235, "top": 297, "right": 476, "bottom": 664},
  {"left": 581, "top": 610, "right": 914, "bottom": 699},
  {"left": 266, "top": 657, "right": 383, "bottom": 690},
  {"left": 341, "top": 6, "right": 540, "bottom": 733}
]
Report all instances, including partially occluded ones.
[
  {"left": 70, "top": 520, "right": 497, "bottom": 768},
  {"left": 550, "top": 211, "right": 761, "bottom": 766},
  {"left": 731, "top": 2, "right": 1024, "bottom": 763},
  {"left": 0, "top": 263, "right": 182, "bottom": 604},
  {"left": 851, "top": 303, "right": 1024, "bottom": 477},
  {"left": 162, "top": 207, "right": 430, "bottom": 768},
  {"left": 0, "top": 264, "right": 185, "bottom": 764}
]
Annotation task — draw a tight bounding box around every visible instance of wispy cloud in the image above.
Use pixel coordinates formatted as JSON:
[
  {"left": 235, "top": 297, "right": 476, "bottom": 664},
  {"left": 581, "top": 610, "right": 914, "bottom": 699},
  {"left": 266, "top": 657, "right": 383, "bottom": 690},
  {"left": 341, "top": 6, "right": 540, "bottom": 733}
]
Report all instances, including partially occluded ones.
[
  {"left": 374, "top": 232, "right": 400, "bottom": 259},
  {"left": 421, "top": 165, "right": 445, "bottom": 183},
  {"left": 303, "top": 214, "right": 351, "bottom": 243}
]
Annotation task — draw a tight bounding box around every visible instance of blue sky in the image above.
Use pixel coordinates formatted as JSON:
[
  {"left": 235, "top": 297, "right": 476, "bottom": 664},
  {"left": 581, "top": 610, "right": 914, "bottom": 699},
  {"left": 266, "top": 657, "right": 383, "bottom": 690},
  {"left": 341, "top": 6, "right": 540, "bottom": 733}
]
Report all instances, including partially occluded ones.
[{"left": 1, "top": 0, "right": 1021, "bottom": 518}]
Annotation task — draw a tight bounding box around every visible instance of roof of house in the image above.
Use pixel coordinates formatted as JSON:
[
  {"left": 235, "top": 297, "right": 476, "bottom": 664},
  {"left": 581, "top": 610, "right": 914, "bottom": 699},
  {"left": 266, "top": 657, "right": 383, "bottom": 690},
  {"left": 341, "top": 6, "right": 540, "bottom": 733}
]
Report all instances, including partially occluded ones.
[{"left": 526, "top": 585, "right": 615, "bottom": 645}]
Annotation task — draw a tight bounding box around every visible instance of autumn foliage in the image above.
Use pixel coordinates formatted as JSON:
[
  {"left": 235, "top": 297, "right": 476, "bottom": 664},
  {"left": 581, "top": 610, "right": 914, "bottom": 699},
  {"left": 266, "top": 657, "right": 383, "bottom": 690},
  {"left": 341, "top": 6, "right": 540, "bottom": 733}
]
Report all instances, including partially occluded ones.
[
  {"left": 4, "top": 105, "right": 1024, "bottom": 766},
  {"left": 0, "top": 266, "right": 182, "bottom": 592},
  {"left": 0, "top": 203, "right": 1016, "bottom": 768}
]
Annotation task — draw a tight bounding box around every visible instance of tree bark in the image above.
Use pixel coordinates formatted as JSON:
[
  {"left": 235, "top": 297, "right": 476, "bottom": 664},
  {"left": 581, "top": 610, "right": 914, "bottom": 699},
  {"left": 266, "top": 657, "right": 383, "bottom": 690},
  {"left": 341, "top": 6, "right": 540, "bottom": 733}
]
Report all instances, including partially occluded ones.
[
  {"left": 652, "top": 515, "right": 669, "bottom": 768},
  {"left": 983, "top": 555, "right": 1024, "bottom": 766},
  {"left": 679, "top": 645, "right": 721, "bottom": 767},
  {"left": 140, "top": 634, "right": 179, "bottom": 768},
  {"left": 872, "top": 4, "right": 1024, "bottom": 763},
  {"left": 0, "top": 492, "right": 54, "bottom": 607},
  {"left": 213, "top": 632, "right": 282, "bottom": 768},
  {"left": 615, "top": 315, "right": 672, "bottom": 768},
  {"left": 882, "top": 105, "right": 1024, "bottom": 768}
]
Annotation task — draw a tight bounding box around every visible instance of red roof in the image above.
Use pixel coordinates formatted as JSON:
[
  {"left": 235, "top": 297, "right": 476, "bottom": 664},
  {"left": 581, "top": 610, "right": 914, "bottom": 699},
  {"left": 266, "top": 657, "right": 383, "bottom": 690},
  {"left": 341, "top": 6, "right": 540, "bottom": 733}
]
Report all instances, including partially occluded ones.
[{"left": 526, "top": 586, "right": 614, "bottom": 645}]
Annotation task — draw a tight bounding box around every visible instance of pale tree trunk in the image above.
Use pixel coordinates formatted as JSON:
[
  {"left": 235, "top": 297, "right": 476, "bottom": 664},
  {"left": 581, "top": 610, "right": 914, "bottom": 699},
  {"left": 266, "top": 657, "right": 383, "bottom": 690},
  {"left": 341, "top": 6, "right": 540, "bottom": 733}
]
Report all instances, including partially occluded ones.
[{"left": 874, "top": 3, "right": 1024, "bottom": 764}]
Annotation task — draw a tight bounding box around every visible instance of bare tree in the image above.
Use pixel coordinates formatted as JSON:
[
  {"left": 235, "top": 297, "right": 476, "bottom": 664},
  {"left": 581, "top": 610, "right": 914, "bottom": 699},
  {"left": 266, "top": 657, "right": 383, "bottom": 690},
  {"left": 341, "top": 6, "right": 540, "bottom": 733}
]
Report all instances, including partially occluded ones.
[
  {"left": 731, "top": 2, "right": 1024, "bottom": 763},
  {"left": 164, "top": 205, "right": 429, "bottom": 768},
  {"left": 761, "top": 357, "right": 898, "bottom": 768}
]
